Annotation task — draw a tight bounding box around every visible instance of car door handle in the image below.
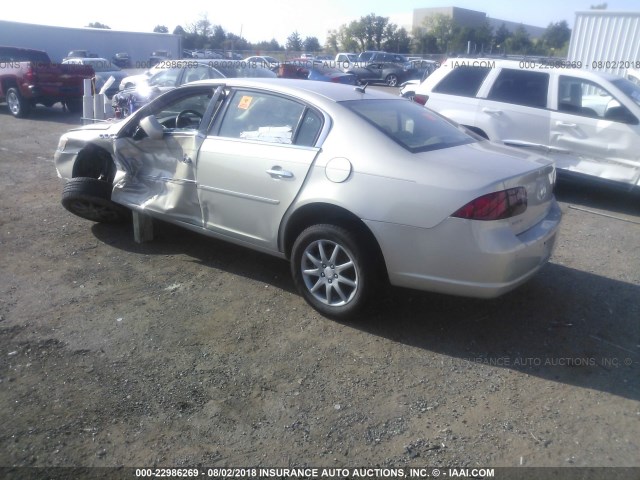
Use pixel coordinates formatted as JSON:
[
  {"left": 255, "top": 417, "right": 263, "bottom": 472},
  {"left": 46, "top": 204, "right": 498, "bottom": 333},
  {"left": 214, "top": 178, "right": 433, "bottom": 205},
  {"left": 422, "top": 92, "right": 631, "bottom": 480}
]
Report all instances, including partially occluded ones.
[
  {"left": 555, "top": 121, "right": 577, "bottom": 128},
  {"left": 482, "top": 108, "right": 503, "bottom": 116},
  {"left": 266, "top": 167, "right": 294, "bottom": 179}
]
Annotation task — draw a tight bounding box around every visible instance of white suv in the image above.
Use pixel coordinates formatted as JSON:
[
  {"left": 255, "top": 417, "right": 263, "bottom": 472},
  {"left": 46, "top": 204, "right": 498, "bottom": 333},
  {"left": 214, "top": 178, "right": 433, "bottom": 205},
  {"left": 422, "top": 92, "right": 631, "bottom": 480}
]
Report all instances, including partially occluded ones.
[{"left": 413, "top": 58, "right": 640, "bottom": 191}]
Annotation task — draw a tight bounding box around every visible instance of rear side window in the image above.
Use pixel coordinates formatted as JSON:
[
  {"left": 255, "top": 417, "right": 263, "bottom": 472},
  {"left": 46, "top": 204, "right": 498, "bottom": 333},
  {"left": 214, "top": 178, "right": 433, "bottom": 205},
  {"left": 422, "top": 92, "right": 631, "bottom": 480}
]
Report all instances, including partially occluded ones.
[
  {"left": 433, "top": 66, "right": 491, "bottom": 97},
  {"left": 488, "top": 69, "right": 549, "bottom": 108}
]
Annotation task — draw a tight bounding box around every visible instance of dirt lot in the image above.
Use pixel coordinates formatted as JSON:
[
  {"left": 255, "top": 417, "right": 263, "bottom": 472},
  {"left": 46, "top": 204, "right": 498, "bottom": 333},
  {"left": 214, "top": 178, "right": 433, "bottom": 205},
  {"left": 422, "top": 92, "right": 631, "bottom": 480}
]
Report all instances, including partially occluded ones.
[{"left": 0, "top": 101, "right": 639, "bottom": 477}]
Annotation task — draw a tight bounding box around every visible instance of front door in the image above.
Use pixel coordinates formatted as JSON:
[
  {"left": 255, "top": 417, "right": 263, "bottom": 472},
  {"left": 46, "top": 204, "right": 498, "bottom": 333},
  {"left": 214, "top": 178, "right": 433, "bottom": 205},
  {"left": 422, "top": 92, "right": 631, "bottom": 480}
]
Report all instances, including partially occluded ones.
[
  {"left": 112, "top": 86, "right": 219, "bottom": 225},
  {"left": 549, "top": 75, "right": 640, "bottom": 187}
]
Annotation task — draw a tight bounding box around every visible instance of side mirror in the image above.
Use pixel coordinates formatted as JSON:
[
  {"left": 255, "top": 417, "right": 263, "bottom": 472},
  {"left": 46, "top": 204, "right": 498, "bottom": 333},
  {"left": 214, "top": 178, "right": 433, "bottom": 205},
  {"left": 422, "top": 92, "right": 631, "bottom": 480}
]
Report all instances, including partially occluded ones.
[{"left": 139, "top": 115, "right": 164, "bottom": 140}]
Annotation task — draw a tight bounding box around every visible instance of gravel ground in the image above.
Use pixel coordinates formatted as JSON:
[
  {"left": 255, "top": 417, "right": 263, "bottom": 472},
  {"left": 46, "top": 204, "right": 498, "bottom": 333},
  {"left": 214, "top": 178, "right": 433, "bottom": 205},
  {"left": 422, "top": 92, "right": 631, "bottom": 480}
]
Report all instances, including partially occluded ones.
[{"left": 0, "top": 102, "right": 638, "bottom": 479}]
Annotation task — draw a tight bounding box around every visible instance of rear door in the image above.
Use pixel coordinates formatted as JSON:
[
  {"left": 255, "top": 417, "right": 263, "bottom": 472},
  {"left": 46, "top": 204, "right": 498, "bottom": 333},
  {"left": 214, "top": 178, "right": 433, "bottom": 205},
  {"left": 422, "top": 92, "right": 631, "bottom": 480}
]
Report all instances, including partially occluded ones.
[
  {"left": 196, "top": 89, "right": 324, "bottom": 250},
  {"left": 476, "top": 68, "right": 551, "bottom": 153},
  {"left": 424, "top": 65, "right": 492, "bottom": 129}
]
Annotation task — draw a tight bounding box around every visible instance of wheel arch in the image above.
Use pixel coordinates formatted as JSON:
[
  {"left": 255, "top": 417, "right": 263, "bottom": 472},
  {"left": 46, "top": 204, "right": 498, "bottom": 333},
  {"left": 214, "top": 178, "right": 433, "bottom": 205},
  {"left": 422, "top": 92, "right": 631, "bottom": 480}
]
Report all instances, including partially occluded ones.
[
  {"left": 72, "top": 144, "right": 118, "bottom": 183},
  {"left": 1, "top": 78, "right": 19, "bottom": 95},
  {"left": 281, "top": 202, "right": 388, "bottom": 280}
]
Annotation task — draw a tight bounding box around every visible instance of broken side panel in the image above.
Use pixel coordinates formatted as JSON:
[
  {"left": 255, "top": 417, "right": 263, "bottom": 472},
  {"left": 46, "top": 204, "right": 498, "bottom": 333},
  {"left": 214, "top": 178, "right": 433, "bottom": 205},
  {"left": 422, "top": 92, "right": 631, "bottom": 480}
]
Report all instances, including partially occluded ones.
[{"left": 112, "top": 129, "right": 204, "bottom": 226}]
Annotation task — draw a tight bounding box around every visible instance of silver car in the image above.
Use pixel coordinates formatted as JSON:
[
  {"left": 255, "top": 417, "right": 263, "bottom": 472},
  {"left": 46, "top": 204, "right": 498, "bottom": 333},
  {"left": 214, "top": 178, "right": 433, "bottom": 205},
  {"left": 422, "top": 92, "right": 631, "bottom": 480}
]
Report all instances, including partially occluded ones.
[{"left": 54, "top": 79, "right": 561, "bottom": 318}]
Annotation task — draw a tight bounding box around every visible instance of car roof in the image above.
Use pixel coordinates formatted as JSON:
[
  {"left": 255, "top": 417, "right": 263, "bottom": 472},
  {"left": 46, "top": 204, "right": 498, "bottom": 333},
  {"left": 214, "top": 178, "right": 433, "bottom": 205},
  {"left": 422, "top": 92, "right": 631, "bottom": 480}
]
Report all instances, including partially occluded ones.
[
  {"left": 186, "top": 78, "right": 398, "bottom": 103},
  {"left": 66, "top": 57, "right": 109, "bottom": 62},
  {"left": 446, "top": 57, "right": 622, "bottom": 81}
]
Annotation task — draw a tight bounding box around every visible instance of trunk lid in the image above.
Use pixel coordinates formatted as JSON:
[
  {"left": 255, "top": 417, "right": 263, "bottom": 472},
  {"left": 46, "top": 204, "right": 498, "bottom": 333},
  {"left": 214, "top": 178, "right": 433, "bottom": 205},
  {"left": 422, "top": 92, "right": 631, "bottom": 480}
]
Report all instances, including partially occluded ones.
[{"left": 412, "top": 140, "right": 557, "bottom": 234}]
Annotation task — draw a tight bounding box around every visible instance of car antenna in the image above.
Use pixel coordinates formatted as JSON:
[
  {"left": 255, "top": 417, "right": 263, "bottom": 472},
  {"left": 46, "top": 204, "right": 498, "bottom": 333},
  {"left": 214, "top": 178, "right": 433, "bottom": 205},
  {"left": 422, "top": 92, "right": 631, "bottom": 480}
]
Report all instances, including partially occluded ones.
[{"left": 355, "top": 82, "right": 368, "bottom": 94}]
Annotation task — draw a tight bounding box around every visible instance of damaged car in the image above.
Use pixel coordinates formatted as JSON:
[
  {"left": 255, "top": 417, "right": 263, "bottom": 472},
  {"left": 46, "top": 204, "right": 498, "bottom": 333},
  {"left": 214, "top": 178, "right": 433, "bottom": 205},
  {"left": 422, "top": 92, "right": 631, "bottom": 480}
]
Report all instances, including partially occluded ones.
[
  {"left": 413, "top": 58, "right": 640, "bottom": 191},
  {"left": 55, "top": 79, "right": 561, "bottom": 318}
]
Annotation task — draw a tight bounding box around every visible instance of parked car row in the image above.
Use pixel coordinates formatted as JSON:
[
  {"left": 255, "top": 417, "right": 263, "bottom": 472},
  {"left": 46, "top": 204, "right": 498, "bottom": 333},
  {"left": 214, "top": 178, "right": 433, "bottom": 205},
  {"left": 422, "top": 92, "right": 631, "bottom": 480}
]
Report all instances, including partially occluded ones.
[
  {"left": 240, "top": 51, "right": 436, "bottom": 87},
  {"left": 112, "top": 60, "right": 277, "bottom": 117},
  {"left": 113, "top": 51, "right": 429, "bottom": 117}
]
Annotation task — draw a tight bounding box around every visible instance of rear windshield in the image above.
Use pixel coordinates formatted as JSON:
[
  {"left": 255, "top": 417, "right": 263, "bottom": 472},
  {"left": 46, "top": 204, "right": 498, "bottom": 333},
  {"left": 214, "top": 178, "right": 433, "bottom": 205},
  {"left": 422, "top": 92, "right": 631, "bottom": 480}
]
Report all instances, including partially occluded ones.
[
  {"left": 214, "top": 65, "right": 276, "bottom": 78},
  {"left": 0, "top": 48, "right": 49, "bottom": 63},
  {"left": 342, "top": 99, "right": 474, "bottom": 153}
]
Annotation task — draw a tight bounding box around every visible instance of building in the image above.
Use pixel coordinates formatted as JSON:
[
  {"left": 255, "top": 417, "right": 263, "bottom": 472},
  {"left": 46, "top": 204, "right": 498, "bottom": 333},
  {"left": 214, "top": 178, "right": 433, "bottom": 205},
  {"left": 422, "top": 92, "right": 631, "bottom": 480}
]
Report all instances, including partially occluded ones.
[
  {"left": 0, "top": 20, "right": 182, "bottom": 65},
  {"left": 413, "top": 6, "right": 547, "bottom": 39},
  {"left": 567, "top": 10, "right": 640, "bottom": 76}
]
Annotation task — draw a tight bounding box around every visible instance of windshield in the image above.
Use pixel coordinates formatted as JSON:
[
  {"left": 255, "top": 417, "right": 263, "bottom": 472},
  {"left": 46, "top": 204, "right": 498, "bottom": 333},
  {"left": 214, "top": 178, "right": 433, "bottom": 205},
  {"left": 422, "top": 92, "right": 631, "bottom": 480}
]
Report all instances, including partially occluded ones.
[
  {"left": 214, "top": 63, "right": 276, "bottom": 78},
  {"left": 342, "top": 99, "right": 474, "bottom": 153},
  {"left": 611, "top": 78, "right": 640, "bottom": 108}
]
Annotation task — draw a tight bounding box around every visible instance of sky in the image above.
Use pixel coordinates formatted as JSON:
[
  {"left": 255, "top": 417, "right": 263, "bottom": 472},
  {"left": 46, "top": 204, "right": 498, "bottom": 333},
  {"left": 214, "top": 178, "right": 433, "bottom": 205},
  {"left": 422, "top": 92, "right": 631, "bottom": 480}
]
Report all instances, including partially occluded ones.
[{"left": 3, "top": 0, "right": 639, "bottom": 45}]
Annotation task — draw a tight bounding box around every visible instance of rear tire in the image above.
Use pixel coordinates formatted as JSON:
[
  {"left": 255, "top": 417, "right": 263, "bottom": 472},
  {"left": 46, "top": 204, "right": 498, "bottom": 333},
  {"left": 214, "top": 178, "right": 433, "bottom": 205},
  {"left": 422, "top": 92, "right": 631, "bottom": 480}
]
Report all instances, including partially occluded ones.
[
  {"left": 291, "top": 224, "right": 376, "bottom": 319},
  {"left": 6, "top": 87, "right": 31, "bottom": 118},
  {"left": 61, "top": 177, "right": 129, "bottom": 223},
  {"left": 385, "top": 74, "right": 399, "bottom": 87}
]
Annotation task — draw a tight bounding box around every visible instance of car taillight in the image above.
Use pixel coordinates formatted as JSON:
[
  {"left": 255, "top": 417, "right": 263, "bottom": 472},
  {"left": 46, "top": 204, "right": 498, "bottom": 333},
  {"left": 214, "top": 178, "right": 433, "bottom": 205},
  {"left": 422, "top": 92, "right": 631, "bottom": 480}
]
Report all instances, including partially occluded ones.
[
  {"left": 414, "top": 94, "right": 428, "bottom": 105},
  {"left": 24, "top": 65, "right": 35, "bottom": 83},
  {"left": 452, "top": 187, "right": 527, "bottom": 220}
]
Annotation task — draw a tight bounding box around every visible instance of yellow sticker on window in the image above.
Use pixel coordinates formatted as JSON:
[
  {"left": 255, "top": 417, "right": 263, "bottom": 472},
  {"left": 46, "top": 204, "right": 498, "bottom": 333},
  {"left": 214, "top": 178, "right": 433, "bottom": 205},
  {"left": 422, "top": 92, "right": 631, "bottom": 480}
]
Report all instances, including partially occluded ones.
[{"left": 238, "top": 96, "right": 253, "bottom": 110}]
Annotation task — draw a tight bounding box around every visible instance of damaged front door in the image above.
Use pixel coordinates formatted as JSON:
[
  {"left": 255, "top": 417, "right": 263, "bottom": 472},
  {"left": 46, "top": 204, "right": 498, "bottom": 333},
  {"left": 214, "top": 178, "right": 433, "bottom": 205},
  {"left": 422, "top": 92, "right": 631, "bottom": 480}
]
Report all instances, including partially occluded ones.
[
  {"left": 112, "top": 87, "right": 220, "bottom": 226},
  {"left": 550, "top": 75, "right": 640, "bottom": 188}
]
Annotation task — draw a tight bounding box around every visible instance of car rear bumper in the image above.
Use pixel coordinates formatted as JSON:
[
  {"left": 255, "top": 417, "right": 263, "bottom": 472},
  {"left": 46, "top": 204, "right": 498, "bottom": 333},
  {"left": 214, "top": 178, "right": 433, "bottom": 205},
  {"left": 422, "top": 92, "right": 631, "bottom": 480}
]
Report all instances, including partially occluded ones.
[{"left": 366, "top": 199, "right": 562, "bottom": 298}]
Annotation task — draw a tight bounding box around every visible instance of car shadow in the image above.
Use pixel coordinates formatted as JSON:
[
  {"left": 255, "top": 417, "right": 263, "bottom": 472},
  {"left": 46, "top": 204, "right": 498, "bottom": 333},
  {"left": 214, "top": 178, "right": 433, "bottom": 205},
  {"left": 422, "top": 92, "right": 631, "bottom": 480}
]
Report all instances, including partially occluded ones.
[
  {"left": 555, "top": 179, "right": 640, "bottom": 218},
  {"left": 0, "top": 104, "right": 86, "bottom": 125},
  {"left": 351, "top": 264, "right": 639, "bottom": 402},
  {"left": 91, "top": 219, "right": 639, "bottom": 402}
]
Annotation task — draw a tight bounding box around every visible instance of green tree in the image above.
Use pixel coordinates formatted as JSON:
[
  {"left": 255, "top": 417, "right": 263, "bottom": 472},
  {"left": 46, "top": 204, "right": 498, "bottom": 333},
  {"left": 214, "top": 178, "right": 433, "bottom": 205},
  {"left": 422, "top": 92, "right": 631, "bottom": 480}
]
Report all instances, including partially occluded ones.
[
  {"left": 153, "top": 25, "right": 169, "bottom": 33},
  {"left": 412, "top": 27, "right": 439, "bottom": 54},
  {"left": 383, "top": 26, "right": 411, "bottom": 53},
  {"left": 543, "top": 21, "right": 571, "bottom": 50},
  {"left": 328, "top": 25, "right": 359, "bottom": 52},
  {"left": 86, "top": 22, "right": 110, "bottom": 29},
  {"left": 475, "top": 22, "right": 494, "bottom": 53},
  {"left": 363, "top": 13, "right": 389, "bottom": 50},
  {"left": 331, "top": 13, "right": 410, "bottom": 53},
  {"left": 494, "top": 23, "right": 511, "bottom": 53},
  {"left": 190, "top": 14, "right": 212, "bottom": 38},
  {"left": 211, "top": 25, "right": 227, "bottom": 49},
  {"left": 225, "top": 33, "right": 249, "bottom": 52},
  {"left": 254, "top": 39, "right": 282, "bottom": 52},
  {"left": 303, "top": 36, "right": 321, "bottom": 53},
  {"left": 325, "top": 31, "right": 339, "bottom": 52},
  {"left": 348, "top": 19, "right": 368, "bottom": 51},
  {"left": 425, "top": 14, "right": 457, "bottom": 53},
  {"left": 505, "top": 25, "right": 532, "bottom": 54},
  {"left": 286, "top": 31, "right": 303, "bottom": 51}
]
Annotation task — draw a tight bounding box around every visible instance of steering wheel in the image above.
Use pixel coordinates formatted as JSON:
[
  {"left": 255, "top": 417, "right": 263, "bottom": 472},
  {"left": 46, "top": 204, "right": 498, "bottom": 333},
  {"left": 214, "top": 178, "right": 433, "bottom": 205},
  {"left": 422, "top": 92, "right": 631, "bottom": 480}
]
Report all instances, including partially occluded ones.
[{"left": 175, "top": 109, "right": 203, "bottom": 128}]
